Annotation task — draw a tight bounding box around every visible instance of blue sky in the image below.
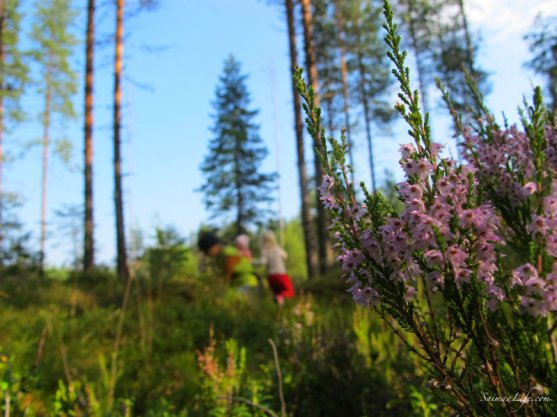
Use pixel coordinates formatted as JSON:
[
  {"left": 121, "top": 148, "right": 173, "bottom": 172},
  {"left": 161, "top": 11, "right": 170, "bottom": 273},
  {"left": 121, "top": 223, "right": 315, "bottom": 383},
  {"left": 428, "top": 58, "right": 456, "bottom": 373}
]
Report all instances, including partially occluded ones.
[{"left": 6, "top": 0, "right": 557, "bottom": 266}]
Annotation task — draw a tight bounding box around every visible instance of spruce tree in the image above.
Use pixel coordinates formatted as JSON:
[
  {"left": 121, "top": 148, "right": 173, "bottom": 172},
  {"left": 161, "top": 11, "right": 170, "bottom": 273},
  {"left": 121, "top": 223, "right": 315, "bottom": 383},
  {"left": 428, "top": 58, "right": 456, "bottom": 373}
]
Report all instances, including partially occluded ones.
[{"left": 199, "top": 56, "right": 276, "bottom": 235}]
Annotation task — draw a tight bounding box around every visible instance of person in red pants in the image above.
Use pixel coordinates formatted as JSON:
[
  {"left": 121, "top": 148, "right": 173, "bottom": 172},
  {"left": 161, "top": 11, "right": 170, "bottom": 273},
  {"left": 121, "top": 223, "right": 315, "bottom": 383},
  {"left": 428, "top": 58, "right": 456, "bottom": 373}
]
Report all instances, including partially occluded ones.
[{"left": 256, "top": 230, "right": 295, "bottom": 304}]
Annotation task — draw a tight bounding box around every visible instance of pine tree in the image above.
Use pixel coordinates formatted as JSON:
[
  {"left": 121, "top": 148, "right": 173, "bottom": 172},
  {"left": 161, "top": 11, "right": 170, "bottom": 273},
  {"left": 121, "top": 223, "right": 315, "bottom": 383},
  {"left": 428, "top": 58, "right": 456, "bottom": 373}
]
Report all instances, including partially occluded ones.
[
  {"left": 300, "top": 0, "right": 332, "bottom": 274},
  {"left": 433, "top": 0, "right": 489, "bottom": 124},
  {"left": 31, "top": 0, "right": 78, "bottom": 272},
  {"left": 0, "top": 0, "right": 28, "bottom": 262},
  {"left": 284, "top": 0, "right": 319, "bottom": 279},
  {"left": 392, "top": 0, "right": 438, "bottom": 114},
  {"left": 525, "top": 15, "right": 557, "bottom": 111},
  {"left": 83, "top": 0, "right": 95, "bottom": 271},
  {"left": 199, "top": 56, "right": 276, "bottom": 235},
  {"left": 343, "top": 0, "right": 395, "bottom": 191},
  {"left": 312, "top": 0, "right": 341, "bottom": 135},
  {"left": 113, "top": 0, "right": 129, "bottom": 278}
]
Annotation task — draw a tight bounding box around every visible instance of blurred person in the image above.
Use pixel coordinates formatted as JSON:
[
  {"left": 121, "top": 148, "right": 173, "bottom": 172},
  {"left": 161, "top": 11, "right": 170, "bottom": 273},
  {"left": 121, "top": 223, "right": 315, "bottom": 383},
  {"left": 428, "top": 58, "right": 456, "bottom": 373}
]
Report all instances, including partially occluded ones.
[
  {"left": 235, "top": 234, "right": 253, "bottom": 261},
  {"left": 198, "top": 232, "right": 258, "bottom": 290},
  {"left": 256, "top": 230, "right": 295, "bottom": 304}
]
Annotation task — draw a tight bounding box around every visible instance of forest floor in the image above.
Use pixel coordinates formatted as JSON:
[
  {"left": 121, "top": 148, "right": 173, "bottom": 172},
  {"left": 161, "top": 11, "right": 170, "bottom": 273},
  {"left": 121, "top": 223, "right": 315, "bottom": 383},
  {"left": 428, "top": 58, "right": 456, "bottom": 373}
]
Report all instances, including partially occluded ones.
[{"left": 0, "top": 269, "right": 441, "bottom": 416}]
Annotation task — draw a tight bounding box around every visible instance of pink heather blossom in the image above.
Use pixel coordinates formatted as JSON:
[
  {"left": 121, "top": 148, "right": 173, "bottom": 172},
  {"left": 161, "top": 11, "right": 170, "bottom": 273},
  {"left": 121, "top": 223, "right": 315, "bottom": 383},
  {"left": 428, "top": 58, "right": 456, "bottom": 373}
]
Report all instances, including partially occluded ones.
[
  {"left": 453, "top": 267, "right": 472, "bottom": 288},
  {"left": 544, "top": 195, "right": 557, "bottom": 217},
  {"left": 320, "top": 194, "right": 339, "bottom": 210},
  {"left": 436, "top": 177, "right": 454, "bottom": 195},
  {"left": 546, "top": 235, "right": 557, "bottom": 257},
  {"left": 521, "top": 182, "right": 537, "bottom": 197},
  {"left": 327, "top": 119, "right": 557, "bottom": 315},
  {"left": 430, "top": 142, "right": 444, "bottom": 158},
  {"left": 424, "top": 250, "right": 443, "bottom": 267},
  {"left": 446, "top": 245, "right": 468, "bottom": 268},
  {"left": 405, "top": 286, "right": 417, "bottom": 303},
  {"left": 317, "top": 175, "right": 334, "bottom": 194},
  {"left": 337, "top": 249, "right": 364, "bottom": 273},
  {"left": 487, "top": 284, "right": 506, "bottom": 311},
  {"left": 426, "top": 271, "right": 444, "bottom": 289},
  {"left": 401, "top": 158, "right": 433, "bottom": 177},
  {"left": 528, "top": 215, "right": 549, "bottom": 235},
  {"left": 350, "top": 204, "right": 367, "bottom": 222},
  {"left": 398, "top": 182, "right": 423, "bottom": 200},
  {"left": 512, "top": 263, "right": 538, "bottom": 286},
  {"left": 399, "top": 143, "right": 416, "bottom": 158}
]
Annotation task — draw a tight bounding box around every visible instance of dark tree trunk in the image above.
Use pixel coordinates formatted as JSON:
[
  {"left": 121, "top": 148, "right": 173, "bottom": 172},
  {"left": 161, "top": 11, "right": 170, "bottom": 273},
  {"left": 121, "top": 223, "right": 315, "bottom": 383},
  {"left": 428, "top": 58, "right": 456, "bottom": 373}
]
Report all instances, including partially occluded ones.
[
  {"left": 357, "top": 51, "right": 376, "bottom": 193},
  {"left": 84, "top": 0, "right": 95, "bottom": 271},
  {"left": 406, "top": 0, "right": 429, "bottom": 115},
  {"left": 334, "top": 0, "right": 354, "bottom": 178},
  {"left": 457, "top": 0, "right": 474, "bottom": 74},
  {"left": 285, "top": 0, "right": 318, "bottom": 279},
  {"left": 0, "top": 0, "right": 5, "bottom": 265},
  {"left": 300, "top": 0, "right": 331, "bottom": 275},
  {"left": 114, "top": 0, "right": 129, "bottom": 278}
]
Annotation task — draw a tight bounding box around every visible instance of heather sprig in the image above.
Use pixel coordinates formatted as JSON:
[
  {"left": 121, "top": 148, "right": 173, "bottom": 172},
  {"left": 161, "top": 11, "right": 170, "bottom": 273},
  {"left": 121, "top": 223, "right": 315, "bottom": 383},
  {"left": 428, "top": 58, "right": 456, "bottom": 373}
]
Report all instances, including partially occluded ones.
[{"left": 295, "top": 0, "right": 557, "bottom": 415}]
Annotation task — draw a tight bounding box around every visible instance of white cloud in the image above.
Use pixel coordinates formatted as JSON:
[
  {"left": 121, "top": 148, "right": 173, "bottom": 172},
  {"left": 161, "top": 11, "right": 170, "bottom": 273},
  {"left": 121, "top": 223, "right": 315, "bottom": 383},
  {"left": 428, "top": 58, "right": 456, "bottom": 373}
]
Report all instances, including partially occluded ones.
[{"left": 466, "top": 0, "right": 557, "bottom": 43}]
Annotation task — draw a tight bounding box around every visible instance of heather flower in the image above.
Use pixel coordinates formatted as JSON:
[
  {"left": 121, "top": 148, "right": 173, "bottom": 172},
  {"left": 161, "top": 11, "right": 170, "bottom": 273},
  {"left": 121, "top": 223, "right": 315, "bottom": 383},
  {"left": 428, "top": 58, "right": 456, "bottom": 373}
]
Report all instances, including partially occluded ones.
[
  {"left": 399, "top": 143, "right": 415, "bottom": 157},
  {"left": 398, "top": 182, "right": 423, "bottom": 200},
  {"left": 424, "top": 250, "right": 443, "bottom": 267},
  {"left": 320, "top": 194, "right": 339, "bottom": 210},
  {"left": 350, "top": 203, "right": 367, "bottom": 222},
  {"left": 521, "top": 182, "right": 537, "bottom": 197},
  {"left": 316, "top": 175, "right": 334, "bottom": 194},
  {"left": 294, "top": 6, "right": 557, "bottom": 413},
  {"left": 405, "top": 286, "right": 417, "bottom": 303}
]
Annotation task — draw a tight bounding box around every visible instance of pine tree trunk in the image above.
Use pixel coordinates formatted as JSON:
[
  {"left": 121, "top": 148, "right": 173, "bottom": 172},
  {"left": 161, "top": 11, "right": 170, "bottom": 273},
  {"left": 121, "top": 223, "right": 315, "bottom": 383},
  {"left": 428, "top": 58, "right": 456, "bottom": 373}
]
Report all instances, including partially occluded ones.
[
  {"left": 334, "top": 0, "right": 354, "bottom": 178},
  {"left": 300, "top": 0, "right": 331, "bottom": 275},
  {"left": 84, "top": 0, "right": 95, "bottom": 272},
  {"left": 285, "top": 0, "right": 318, "bottom": 279},
  {"left": 406, "top": 0, "right": 429, "bottom": 115},
  {"left": 235, "top": 146, "right": 244, "bottom": 236},
  {"left": 457, "top": 0, "right": 474, "bottom": 74},
  {"left": 357, "top": 51, "right": 376, "bottom": 193},
  {"left": 40, "top": 65, "right": 52, "bottom": 274},
  {"left": 114, "top": 0, "right": 129, "bottom": 278},
  {"left": 0, "top": 1, "right": 5, "bottom": 264}
]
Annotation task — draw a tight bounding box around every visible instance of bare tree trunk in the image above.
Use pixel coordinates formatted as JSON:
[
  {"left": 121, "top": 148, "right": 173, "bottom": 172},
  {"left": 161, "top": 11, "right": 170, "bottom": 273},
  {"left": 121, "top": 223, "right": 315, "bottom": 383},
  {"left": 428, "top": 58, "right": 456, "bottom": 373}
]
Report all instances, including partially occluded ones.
[
  {"left": 285, "top": 0, "right": 318, "bottom": 279},
  {"left": 334, "top": 0, "right": 354, "bottom": 178},
  {"left": 84, "top": 0, "right": 95, "bottom": 272},
  {"left": 457, "top": 0, "right": 474, "bottom": 74},
  {"left": 299, "top": 0, "right": 331, "bottom": 275},
  {"left": 0, "top": 0, "right": 5, "bottom": 265},
  {"left": 235, "top": 144, "right": 244, "bottom": 236},
  {"left": 40, "top": 65, "right": 52, "bottom": 274},
  {"left": 114, "top": 0, "right": 129, "bottom": 278},
  {"left": 357, "top": 51, "right": 377, "bottom": 193},
  {"left": 406, "top": 0, "right": 429, "bottom": 115}
]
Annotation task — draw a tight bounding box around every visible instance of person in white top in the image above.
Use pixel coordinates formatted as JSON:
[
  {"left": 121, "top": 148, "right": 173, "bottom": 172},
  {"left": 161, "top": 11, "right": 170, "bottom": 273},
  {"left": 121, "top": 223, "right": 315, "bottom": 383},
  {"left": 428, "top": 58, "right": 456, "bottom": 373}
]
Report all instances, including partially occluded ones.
[{"left": 256, "top": 230, "right": 295, "bottom": 304}]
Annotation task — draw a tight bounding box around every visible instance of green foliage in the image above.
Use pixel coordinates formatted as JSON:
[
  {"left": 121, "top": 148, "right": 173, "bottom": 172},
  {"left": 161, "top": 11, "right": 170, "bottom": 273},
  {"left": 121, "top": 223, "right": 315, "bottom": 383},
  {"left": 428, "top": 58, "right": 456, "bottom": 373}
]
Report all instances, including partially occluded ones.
[
  {"left": 198, "top": 55, "right": 276, "bottom": 235},
  {"left": 0, "top": 197, "right": 39, "bottom": 272},
  {"left": 0, "top": 0, "right": 30, "bottom": 127},
  {"left": 141, "top": 225, "right": 196, "bottom": 286},
  {"left": 282, "top": 218, "right": 307, "bottom": 281},
  {"left": 0, "top": 263, "right": 438, "bottom": 417},
  {"left": 30, "top": 0, "right": 78, "bottom": 119}
]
